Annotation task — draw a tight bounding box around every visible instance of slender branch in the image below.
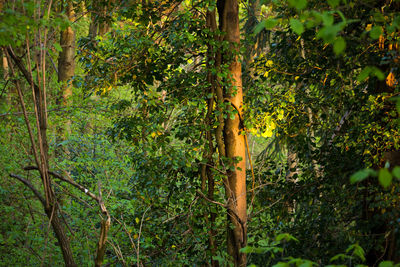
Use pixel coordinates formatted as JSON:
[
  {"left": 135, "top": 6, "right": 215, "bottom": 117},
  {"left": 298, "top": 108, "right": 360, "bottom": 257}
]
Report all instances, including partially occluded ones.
[
  {"left": 6, "top": 47, "right": 40, "bottom": 93},
  {"left": 9, "top": 173, "right": 45, "bottom": 205},
  {"left": 137, "top": 205, "right": 151, "bottom": 267},
  {"left": 24, "top": 166, "right": 100, "bottom": 202},
  {"left": 196, "top": 190, "right": 227, "bottom": 208}
]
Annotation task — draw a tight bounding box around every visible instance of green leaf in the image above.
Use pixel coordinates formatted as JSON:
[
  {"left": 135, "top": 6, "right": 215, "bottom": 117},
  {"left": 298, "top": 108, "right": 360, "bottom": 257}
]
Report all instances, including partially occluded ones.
[
  {"left": 288, "top": 0, "right": 307, "bottom": 10},
  {"left": 322, "top": 12, "right": 334, "bottom": 26},
  {"left": 290, "top": 18, "right": 304, "bottom": 35},
  {"left": 350, "top": 169, "right": 375, "bottom": 184},
  {"left": 327, "top": 0, "right": 340, "bottom": 8},
  {"left": 275, "top": 233, "right": 299, "bottom": 242},
  {"left": 379, "top": 262, "right": 394, "bottom": 267},
  {"left": 346, "top": 243, "right": 366, "bottom": 262},
  {"left": 316, "top": 24, "right": 342, "bottom": 43},
  {"left": 240, "top": 246, "right": 255, "bottom": 254},
  {"left": 369, "top": 26, "right": 382, "bottom": 39},
  {"left": 392, "top": 166, "right": 400, "bottom": 179},
  {"left": 265, "top": 18, "right": 278, "bottom": 29},
  {"left": 299, "top": 261, "right": 314, "bottom": 267},
  {"left": 330, "top": 253, "right": 349, "bottom": 262},
  {"left": 397, "top": 98, "right": 400, "bottom": 112},
  {"left": 272, "top": 262, "right": 290, "bottom": 267},
  {"left": 378, "top": 168, "right": 392, "bottom": 188},
  {"left": 333, "top": 37, "right": 346, "bottom": 55},
  {"left": 54, "top": 43, "right": 62, "bottom": 52},
  {"left": 254, "top": 19, "right": 279, "bottom": 34},
  {"left": 357, "top": 67, "right": 372, "bottom": 81},
  {"left": 254, "top": 20, "right": 266, "bottom": 35},
  {"left": 371, "top": 67, "right": 385, "bottom": 80}
]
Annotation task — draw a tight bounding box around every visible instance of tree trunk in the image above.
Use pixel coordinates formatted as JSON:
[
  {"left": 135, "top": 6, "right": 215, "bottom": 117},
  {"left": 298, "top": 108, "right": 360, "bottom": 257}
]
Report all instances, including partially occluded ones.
[
  {"left": 217, "top": 0, "right": 247, "bottom": 265},
  {"left": 7, "top": 42, "right": 77, "bottom": 267},
  {"left": 57, "top": 1, "right": 75, "bottom": 151},
  {"left": 46, "top": 206, "right": 77, "bottom": 267},
  {"left": 88, "top": 0, "right": 112, "bottom": 40}
]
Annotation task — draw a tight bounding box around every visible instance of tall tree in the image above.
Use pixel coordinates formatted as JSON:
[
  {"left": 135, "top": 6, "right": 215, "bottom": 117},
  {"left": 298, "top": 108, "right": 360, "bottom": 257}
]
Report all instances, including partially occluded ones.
[{"left": 217, "top": 0, "right": 247, "bottom": 265}]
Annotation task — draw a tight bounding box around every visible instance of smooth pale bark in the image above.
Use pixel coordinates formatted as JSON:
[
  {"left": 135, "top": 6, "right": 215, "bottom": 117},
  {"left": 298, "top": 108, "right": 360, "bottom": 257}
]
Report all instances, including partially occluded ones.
[
  {"left": 58, "top": 2, "right": 75, "bottom": 106},
  {"left": 57, "top": 1, "right": 75, "bottom": 141},
  {"left": 217, "top": 0, "right": 247, "bottom": 265}
]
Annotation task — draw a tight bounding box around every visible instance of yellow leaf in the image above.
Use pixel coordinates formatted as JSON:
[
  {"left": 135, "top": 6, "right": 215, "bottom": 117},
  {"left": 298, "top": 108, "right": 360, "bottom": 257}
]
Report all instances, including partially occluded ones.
[
  {"left": 277, "top": 110, "right": 284, "bottom": 120},
  {"left": 135, "top": 217, "right": 140, "bottom": 224},
  {"left": 265, "top": 60, "right": 273, "bottom": 67},
  {"left": 386, "top": 72, "right": 396, "bottom": 88},
  {"left": 379, "top": 35, "right": 385, "bottom": 50},
  {"left": 365, "top": 24, "right": 372, "bottom": 31},
  {"left": 171, "top": 245, "right": 176, "bottom": 248},
  {"left": 249, "top": 128, "right": 258, "bottom": 135},
  {"left": 261, "top": 128, "right": 273, "bottom": 138},
  {"left": 133, "top": 234, "right": 138, "bottom": 239}
]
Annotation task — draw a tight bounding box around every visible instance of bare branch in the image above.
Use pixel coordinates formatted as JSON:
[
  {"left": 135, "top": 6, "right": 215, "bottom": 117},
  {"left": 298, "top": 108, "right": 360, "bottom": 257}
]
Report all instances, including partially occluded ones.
[
  {"left": 6, "top": 47, "right": 40, "bottom": 93},
  {"left": 196, "top": 190, "right": 227, "bottom": 208},
  {"left": 9, "top": 173, "right": 45, "bottom": 205},
  {"left": 24, "top": 166, "right": 100, "bottom": 202}
]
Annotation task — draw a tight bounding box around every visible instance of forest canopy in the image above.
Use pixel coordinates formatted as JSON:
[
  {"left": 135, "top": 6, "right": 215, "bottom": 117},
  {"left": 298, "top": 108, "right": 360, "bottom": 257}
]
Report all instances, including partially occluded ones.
[{"left": 1, "top": 0, "right": 400, "bottom": 266}]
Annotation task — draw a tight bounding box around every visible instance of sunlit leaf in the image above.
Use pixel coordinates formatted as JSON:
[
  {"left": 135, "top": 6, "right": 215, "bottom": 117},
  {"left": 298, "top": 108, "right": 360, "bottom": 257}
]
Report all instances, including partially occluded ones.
[
  {"left": 357, "top": 67, "right": 372, "bottom": 81},
  {"left": 378, "top": 262, "right": 394, "bottom": 267},
  {"left": 350, "top": 169, "right": 376, "bottom": 184},
  {"left": 392, "top": 166, "right": 400, "bottom": 179},
  {"left": 290, "top": 18, "right": 304, "bottom": 35},
  {"left": 265, "top": 18, "right": 279, "bottom": 29},
  {"left": 378, "top": 168, "right": 392, "bottom": 188},
  {"left": 254, "top": 20, "right": 266, "bottom": 35}
]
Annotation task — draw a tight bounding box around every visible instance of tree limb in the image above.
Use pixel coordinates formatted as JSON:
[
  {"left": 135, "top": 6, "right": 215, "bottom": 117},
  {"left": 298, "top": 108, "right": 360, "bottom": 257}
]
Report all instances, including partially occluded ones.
[
  {"left": 24, "top": 166, "right": 100, "bottom": 202},
  {"left": 9, "top": 173, "right": 45, "bottom": 205},
  {"left": 6, "top": 47, "right": 40, "bottom": 93}
]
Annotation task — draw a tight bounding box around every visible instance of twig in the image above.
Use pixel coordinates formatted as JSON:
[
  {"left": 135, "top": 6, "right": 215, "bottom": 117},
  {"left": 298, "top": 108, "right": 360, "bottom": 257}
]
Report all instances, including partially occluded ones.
[
  {"left": 196, "top": 190, "right": 227, "bottom": 208},
  {"left": 137, "top": 205, "right": 151, "bottom": 267}
]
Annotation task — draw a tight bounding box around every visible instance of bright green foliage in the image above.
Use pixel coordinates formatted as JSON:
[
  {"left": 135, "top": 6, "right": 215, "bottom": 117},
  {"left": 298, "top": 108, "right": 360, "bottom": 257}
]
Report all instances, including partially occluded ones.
[{"left": 1, "top": 0, "right": 400, "bottom": 266}]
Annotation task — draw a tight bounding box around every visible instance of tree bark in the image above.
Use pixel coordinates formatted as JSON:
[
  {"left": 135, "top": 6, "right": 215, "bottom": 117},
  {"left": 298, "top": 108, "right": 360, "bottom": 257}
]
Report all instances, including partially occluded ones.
[
  {"left": 88, "top": 0, "right": 113, "bottom": 39},
  {"left": 57, "top": 1, "right": 75, "bottom": 152},
  {"left": 217, "top": 0, "right": 247, "bottom": 265},
  {"left": 58, "top": 1, "right": 75, "bottom": 109}
]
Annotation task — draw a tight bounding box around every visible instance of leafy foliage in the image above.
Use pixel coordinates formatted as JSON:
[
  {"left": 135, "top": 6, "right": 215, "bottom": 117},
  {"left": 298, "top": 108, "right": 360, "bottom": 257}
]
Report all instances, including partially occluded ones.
[{"left": 1, "top": 0, "right": 400, "bottom": 266}]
